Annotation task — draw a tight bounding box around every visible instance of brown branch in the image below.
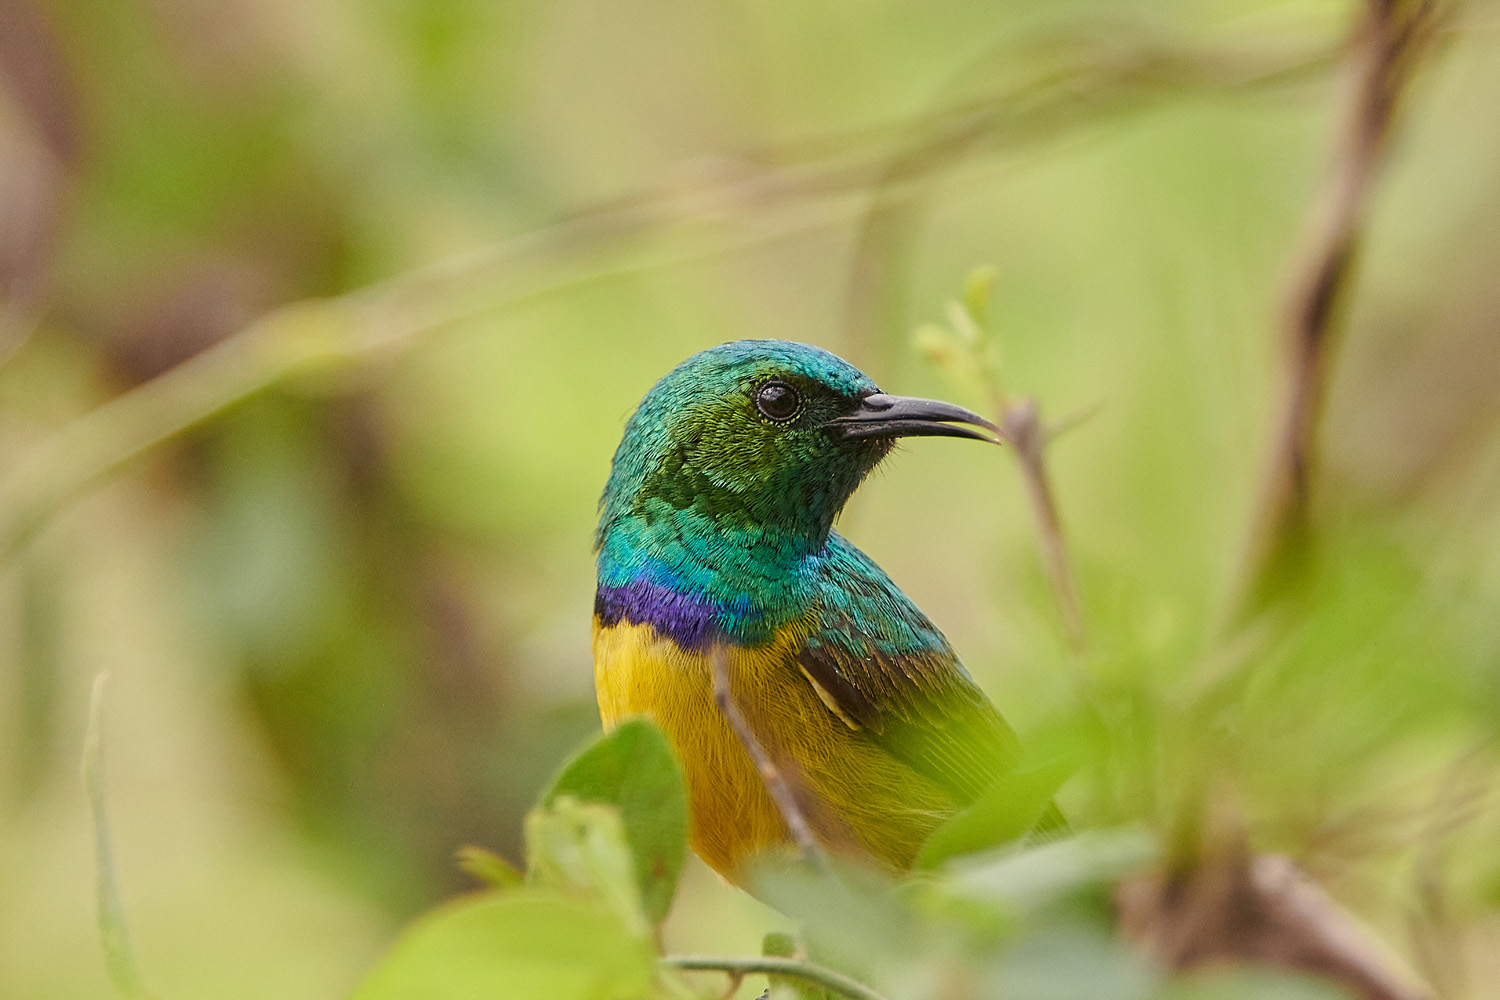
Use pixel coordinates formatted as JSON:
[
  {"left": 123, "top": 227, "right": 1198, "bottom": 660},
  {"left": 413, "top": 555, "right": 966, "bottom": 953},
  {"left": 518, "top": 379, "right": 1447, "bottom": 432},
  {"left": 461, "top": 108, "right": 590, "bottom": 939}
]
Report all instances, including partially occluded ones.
[
  {"left": 1235, "top": 0, "right": 1443, "bottom": 614},
  {"left": 709, "top": 645, "right": 826, "bottom": 866},
  {"left": 1119, "top": 847, "right": 1431, "bottom": 1000}
]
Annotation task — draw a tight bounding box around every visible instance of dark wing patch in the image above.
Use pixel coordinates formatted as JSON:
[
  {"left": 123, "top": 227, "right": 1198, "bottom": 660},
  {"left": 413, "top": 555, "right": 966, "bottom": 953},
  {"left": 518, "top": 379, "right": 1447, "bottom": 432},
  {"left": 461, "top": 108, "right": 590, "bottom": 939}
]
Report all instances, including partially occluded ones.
[{"left": 796, "top": 534, "right": 1021, "bottom": 804}]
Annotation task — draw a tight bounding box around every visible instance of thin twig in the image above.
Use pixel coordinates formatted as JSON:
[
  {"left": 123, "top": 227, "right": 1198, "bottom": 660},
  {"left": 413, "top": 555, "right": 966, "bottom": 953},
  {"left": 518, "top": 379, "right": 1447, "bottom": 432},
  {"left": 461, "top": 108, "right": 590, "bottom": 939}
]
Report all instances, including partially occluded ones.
[
  {"left": 709, "top": 645, "right": 825, "bottom": 865},
  {"left": 999, "top": 397, "right": 1087, "bottom": 652},
  {"left": 1045, "top": 400, "right": 1106, "bottom": 444},
  {"left": 1235, "top": 0, "right": 1443, "bottom": 614},
  {"left": 82, "top": 673, "right": 156, "bottom": 1000},
  {"left": 664, "top": 955, "right": 890, "bottom": 1000}
]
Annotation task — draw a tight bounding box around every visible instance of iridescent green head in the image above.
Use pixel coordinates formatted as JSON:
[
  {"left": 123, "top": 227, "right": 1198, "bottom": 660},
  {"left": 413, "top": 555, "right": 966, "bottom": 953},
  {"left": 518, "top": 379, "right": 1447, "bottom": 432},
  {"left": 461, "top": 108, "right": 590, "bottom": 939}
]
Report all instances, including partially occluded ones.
[{"left": 598, "top": 340, "right": 998, "bottom": 554}]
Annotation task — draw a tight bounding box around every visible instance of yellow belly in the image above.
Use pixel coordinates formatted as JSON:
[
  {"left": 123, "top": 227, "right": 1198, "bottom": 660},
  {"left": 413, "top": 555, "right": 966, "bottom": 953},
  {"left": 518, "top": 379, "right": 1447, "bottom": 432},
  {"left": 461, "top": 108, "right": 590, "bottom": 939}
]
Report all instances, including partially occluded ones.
[{"left": 592, "top": 619, "right": 958, "bottom": 882}]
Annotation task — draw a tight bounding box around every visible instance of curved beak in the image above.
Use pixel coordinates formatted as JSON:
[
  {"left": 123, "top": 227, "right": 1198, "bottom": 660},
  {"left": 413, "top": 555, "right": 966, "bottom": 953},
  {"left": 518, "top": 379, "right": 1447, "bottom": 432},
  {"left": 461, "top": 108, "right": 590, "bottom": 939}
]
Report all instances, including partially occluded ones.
[{"left": 824, "top": 393, "right": 1001, "bottom": 444}]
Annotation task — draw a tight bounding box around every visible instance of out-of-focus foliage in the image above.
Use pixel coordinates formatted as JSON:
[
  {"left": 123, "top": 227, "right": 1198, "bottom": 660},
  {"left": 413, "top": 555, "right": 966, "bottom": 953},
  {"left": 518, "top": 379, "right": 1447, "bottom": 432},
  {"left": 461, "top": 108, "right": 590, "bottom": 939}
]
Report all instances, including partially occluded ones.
[
  {"left": 1, "top": 0, "right": 1500, "bottom": 996},
  {"left": 352, "top": 890, "right": 655, "bottom": 1000},
  {"left": 346, "top": 719, "right": 1357, "bottom": 999},
  {"left": 541, "top": 716, "right": 688, "bottom": 926}
]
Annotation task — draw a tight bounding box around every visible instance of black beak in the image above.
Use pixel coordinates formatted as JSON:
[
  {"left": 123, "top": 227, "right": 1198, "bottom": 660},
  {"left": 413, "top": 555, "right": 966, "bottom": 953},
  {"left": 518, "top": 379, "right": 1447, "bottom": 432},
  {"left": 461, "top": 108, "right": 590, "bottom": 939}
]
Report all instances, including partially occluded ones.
[{"left": 824, "top": 393, "right": 1001, "bottom": 444}]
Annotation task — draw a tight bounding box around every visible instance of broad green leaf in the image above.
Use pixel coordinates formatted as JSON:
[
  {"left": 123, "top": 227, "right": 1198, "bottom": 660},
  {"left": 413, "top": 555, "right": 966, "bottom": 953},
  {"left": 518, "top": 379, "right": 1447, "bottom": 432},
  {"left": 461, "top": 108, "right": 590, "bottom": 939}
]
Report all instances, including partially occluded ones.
[
  {"left": 917, "top": 759, "right": 1077, "bottom": 870},
  {"left": 542, "top": 719, "right": 688, "bottom": 925},
  {"left": 351, "top": 889, "right": 654, "bottom": 1000},
  {"left": 526, "top": 797, "right": 648, "bottom": 939}
]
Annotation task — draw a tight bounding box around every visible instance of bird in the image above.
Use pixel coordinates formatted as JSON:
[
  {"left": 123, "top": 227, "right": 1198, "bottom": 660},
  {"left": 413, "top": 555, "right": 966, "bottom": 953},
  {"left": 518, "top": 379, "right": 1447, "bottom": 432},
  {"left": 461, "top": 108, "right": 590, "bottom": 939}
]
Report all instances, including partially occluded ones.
[{"left": 593, "top": 339, "right": 1040, "bottom": 882}]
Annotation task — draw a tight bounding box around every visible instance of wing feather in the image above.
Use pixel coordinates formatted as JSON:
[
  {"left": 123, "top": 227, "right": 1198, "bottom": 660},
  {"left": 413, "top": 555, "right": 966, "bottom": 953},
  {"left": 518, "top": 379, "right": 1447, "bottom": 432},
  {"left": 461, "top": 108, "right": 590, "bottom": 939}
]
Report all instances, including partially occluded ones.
[{"left": 795, "top": 534, "right": 1021, "bottom": 804}]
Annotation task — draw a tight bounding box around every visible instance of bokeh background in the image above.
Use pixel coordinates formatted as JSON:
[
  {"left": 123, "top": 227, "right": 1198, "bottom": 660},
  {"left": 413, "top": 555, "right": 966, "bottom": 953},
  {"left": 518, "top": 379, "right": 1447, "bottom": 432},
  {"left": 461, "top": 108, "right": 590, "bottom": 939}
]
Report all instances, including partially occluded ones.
[{"left": 3, "top": 0, "right": 1500, "bottom": 996}]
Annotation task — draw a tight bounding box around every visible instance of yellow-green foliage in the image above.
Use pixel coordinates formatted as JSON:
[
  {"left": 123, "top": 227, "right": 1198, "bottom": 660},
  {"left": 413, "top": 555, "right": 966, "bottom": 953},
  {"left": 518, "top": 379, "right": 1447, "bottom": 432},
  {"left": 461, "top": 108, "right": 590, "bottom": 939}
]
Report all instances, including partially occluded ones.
[{"left": 2, "top": 0, "right": 1499, "bottom": 997}]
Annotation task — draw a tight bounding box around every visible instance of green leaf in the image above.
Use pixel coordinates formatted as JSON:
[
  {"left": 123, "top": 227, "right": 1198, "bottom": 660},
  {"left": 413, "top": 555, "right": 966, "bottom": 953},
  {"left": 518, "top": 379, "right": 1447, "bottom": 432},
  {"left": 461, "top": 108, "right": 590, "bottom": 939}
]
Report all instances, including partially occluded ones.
[
  {"left": 912, "top": 323, "right": 961, "bottom": 368},
  {"left": 541, "top": 719, "right": 688, "bottom": 925},
  {"left": 351, "top": 889, "right": 655, "bottom": 1000},
  {"left": 526, "top": 797, "right": 648, "bottom": 939},
  {"left": 961, "top": 264, "right": 998, "bottom": 330},
  {"left": 945, "top": 299, "right": 984, "bottom": 349},
  {"left": 917, "top": 759, "right": 1076, "bottom": 869}
]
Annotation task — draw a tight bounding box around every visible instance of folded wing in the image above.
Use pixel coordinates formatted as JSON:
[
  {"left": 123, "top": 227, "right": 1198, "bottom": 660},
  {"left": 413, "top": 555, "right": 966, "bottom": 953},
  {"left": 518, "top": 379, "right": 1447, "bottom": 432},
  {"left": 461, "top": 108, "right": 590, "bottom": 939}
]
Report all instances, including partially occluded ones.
[{"left": 796, "top": 533, "right": 1021, "bottom": 804}]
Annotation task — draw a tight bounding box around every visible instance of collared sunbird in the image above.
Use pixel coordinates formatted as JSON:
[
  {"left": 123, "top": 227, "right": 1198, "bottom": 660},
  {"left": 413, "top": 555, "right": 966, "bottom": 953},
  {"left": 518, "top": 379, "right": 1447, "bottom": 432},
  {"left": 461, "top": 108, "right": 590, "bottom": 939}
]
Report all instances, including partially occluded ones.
[{"left": 593, "top": 340, "right": 1049, "bottom": 881}]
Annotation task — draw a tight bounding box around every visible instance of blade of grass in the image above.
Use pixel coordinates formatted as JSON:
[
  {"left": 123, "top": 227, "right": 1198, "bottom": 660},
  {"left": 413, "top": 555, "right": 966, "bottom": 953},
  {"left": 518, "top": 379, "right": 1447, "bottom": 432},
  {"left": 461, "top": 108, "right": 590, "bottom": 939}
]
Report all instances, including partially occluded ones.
[{"left": 82, "top": 672, "right": 155, "bottom": 1000}]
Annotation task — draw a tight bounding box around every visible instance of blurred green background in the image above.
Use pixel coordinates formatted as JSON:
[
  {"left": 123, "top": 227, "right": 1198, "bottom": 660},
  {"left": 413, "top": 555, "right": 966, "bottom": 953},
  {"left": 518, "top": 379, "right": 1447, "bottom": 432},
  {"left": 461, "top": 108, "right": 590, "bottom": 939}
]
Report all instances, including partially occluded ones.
[{"left": 2, "top": 0, "right": 1500, "bottom": 996}]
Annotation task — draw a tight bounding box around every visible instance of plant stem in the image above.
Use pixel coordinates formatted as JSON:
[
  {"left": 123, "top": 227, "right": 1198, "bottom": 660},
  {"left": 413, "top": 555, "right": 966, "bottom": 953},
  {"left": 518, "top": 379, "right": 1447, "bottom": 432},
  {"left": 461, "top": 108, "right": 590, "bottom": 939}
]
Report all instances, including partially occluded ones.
[
  {"left": 1000, "top": 397, "right": 1087, "bottom": 652},
  {"left": 664, "top": 956, "right": 889, "bottom": 1000},
  {"left": 710, "top": 647, "right": 827, "bottom": 866},
  {"left": 82, "top": 673, "right": 155, "bottom": 1000}
]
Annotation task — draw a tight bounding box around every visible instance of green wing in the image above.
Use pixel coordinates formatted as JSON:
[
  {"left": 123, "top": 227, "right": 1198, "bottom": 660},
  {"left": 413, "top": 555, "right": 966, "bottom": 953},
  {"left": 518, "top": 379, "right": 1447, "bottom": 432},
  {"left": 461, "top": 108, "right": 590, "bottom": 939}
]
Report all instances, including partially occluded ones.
[{"left": 795, "top": 533, "right": 1021, "bottom": 804}]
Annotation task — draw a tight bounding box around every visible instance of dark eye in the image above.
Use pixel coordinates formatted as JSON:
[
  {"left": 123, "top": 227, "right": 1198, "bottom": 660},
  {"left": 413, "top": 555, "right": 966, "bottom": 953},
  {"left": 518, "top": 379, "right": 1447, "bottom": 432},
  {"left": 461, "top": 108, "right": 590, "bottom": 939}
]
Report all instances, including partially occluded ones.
[{"left": 754, "top": 380, "right": 801, "bottom": 422}]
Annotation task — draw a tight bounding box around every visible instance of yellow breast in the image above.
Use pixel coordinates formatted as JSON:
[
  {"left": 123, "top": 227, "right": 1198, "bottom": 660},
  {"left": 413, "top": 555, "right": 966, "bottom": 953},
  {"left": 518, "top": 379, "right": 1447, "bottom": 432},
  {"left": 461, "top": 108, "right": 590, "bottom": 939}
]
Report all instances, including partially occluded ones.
[{"left": 592, "top": 619, "right": 958, "bottom": 881}]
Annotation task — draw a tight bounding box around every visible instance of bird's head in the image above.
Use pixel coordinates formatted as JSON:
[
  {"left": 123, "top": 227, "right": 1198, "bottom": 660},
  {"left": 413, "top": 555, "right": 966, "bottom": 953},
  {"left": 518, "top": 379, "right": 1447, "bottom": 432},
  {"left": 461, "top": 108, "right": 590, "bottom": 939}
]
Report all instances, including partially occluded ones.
[{"left": 599, "top": 340, "right": 998, "bottom": 552}]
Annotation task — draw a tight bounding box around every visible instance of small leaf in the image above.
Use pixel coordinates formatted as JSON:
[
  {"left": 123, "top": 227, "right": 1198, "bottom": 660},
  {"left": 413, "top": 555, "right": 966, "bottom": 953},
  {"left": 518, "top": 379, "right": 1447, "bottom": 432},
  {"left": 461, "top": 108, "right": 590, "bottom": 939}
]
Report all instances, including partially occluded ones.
[
  {"left": 455, "top": 845, "right": 523, "bottom": 889},
  {"left": 526, "top": 797, "right": 649, "bottom": 939},
  {"left": 917, "top": 759, "right": 1077, "bottom": 869},
  {"left": 541, "top": 719, "right": 688, "bottom": 925},
  {"left": 945, "top": 299, "right": 984, "bottom": 349},
  {"left": 962, "top": 264, "right": 998, "bottom": 329},
  {"left": 351, "top": 889, "right": 655, "bottom": 1000},
  {"left": 762, "top": 932, "right": 799, "bottom": 959},
  {"left": 913, "top": 324, "right": 961, "bottom": 369}
]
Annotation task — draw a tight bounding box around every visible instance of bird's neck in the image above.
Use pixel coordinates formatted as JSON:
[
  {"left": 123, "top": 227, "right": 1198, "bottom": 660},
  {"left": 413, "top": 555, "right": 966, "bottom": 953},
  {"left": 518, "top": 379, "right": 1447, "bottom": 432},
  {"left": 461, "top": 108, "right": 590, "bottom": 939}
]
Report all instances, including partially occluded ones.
[{"left": 595, "top": 503, "right": 832, "bottom": 647}]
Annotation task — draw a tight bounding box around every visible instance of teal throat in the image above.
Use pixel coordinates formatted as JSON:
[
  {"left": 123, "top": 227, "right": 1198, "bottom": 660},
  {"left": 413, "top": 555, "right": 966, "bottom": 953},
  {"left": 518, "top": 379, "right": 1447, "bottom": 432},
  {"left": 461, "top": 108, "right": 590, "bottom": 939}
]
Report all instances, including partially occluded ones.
[{"left": 595, "top": 507, "right": 825, "bottom": 647}]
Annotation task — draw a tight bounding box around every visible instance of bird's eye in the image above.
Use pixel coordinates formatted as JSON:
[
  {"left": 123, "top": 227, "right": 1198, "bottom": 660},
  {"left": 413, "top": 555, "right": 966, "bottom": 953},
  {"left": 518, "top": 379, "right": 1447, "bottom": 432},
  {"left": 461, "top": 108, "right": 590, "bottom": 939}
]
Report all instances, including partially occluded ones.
[{"left": 753, "top": 380, "right": 801, "bottom": 422}]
